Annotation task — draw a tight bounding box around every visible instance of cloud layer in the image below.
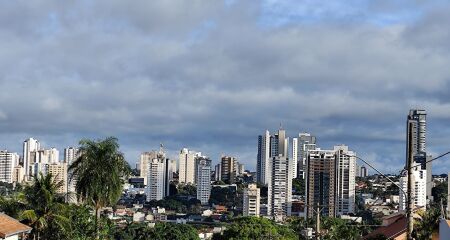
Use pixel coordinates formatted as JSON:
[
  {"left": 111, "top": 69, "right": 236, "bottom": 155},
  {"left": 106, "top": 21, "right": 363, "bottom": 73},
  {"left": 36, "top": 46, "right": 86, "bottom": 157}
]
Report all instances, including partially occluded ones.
[{"left": 1, "top": 0, "right": 450, "bottom": 174}]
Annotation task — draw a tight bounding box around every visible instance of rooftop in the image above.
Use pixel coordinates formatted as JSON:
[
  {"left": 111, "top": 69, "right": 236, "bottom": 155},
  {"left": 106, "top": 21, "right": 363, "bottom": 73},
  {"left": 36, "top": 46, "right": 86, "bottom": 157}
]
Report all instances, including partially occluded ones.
[{"left": 0, "top": 213, "right": 32, "bottom": 238}]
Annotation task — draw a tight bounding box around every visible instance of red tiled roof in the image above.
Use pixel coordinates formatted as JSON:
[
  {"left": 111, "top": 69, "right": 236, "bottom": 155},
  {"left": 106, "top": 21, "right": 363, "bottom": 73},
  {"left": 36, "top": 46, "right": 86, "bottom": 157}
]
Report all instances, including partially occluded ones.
[
  {"left": 364, "top": 215, "right": 407, "bottom": 239},
  {"left": 0, "top": 213, "right": 32, "bottom": 238}
]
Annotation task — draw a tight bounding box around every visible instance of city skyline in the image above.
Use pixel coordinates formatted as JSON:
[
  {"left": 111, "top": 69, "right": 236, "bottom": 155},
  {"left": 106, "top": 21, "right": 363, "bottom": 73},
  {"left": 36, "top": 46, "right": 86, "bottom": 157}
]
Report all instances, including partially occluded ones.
[{"left": 2, "top": 1, "right": 450, "bottom": 175}]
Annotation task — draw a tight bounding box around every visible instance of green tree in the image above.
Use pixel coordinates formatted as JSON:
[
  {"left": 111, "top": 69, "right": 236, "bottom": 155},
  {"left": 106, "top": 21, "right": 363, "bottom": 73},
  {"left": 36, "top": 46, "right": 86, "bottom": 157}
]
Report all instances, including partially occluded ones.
[
  {"left": 432, "top": 181, "right": 448, "bottom": 205},
  {"left": 69, "top": 137, "right": 131, "bottom": 239},
  {"left": 413, "top": 206, "right": 440, "bottom": 239},
  {"left": 212, "top": 217, "right": 298, "bottom": 240},
  {"left": 292, "top": 178, "right": 305, "bottom": 196},
  {"left": 20, "top": 173, "right": 69, "bottom": 240},
  {"left": 113, "top": 222, "right": 199, "bottom": 240}
]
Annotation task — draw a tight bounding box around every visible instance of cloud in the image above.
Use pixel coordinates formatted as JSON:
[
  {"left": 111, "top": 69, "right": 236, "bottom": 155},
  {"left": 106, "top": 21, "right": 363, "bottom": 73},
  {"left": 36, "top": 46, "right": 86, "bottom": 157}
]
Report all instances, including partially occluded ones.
[{"left": 1, "top": 1, "right": 450, "bottom": 174}]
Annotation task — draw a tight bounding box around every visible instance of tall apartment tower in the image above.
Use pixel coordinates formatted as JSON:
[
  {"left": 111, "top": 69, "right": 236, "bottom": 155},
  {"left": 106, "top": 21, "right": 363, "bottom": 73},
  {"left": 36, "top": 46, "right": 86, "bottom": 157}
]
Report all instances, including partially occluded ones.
[
  {"left": 399, "top": 168, "right": 427, "bottom": 211},
  {"left": 243, "top": 183, "right": 261, "bottom": 216},
  {"left": 46, "top": 163, "right": 68, "bottom": 194},
  {"left": 306, "top": 149, "right": 336, "bottom": 218},
  {"left": 406, "top": 109, "right": 432, "bottom": 202},
  {"left": 140, "top": 151, "right": 158, "bottom": 185},
  {"left": 179, "top": 148, "right": 202, "bottom": 184},
  {"left": 146, "top": 148, "right": 172, "bottom": 201},
  {"left": 297, "top": 133, "right": 316, "bottom": 179},
  {"left": 291, "top": 138, "right": 298, "bottom": 179},
  {"left": 214, "top": 164, "right": 221, "bottom": 181},
  {"left": 268, "top": 155, "right": 293, "bottom": 221},
  {"left": 0, "top": 151, "right": 19, "bottom": 183},
  {"left": 23, "top": 138, "right": 41, "bottom": 179},
  {"left": 334, "top": 145, "right": 356, "bottom": 215},
  {"left": 195, "top": 157, "right": 211, "bottom": 204},
  {"left": 64, "top": 147, "right": 79, "bottom": 196},
  {"left": 360, "top": 166, "right": 367, "bottom": 178},
  {"left": 257, "top": 130, "right": 271, "bottom": 184},
  {"left": 221, "top": 156, "right": 237, "bottom": 184}
]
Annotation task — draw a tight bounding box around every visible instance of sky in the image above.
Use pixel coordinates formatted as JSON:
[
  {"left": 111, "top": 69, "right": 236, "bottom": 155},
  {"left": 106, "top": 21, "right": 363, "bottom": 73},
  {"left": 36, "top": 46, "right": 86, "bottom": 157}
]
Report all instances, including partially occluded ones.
[{"left": 1, "top": 0, "right": 450, "bottom": 174}]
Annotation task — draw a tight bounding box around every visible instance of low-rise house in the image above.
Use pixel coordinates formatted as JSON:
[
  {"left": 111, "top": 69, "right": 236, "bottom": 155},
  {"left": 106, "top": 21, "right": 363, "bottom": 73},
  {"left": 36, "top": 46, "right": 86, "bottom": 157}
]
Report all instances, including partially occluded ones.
[{"left": 0, "top": 213, "right": 32, "bottom": 240}]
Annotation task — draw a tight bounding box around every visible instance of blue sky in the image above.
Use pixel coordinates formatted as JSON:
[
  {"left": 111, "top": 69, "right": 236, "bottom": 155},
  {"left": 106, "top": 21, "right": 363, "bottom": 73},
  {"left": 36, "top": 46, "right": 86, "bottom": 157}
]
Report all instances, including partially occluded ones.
[{"left": 1, "top": 0, "right": 450, "bottom": 174}]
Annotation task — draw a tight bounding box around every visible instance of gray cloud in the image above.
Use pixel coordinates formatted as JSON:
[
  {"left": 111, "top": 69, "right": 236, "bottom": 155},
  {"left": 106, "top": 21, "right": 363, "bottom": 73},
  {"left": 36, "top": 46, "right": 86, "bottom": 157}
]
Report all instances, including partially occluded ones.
[{"left": 1, "top": 1, "right": 450, "bottom": 174}]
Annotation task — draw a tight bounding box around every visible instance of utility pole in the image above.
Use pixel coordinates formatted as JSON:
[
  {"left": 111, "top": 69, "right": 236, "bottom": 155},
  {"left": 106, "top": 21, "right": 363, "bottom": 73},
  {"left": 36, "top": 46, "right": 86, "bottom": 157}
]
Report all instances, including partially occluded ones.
[
  {"left": 315, "top": 203, "right": 321, "bottom": 240},
  {"left": 406, "top": 154, "right": 414, "bottom": 240}
]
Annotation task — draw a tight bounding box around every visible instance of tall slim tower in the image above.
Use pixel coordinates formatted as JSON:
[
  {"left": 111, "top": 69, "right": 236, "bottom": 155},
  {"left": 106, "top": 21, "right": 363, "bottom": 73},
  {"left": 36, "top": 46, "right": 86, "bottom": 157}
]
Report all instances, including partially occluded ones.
[
  {"left": 195, "top": 157, "right": 211, "bottom": 205},
  {"left": 23, "top": 138, "right": 40, "bottom": 179},
  {"left": 179, "top": 148, "right": 200, "bottom": 184},
  {"left": 221, "top": 156, "right": 237, "bottom": 184},
  {"left": 406, "top": 109, "right": 432, "bottom": 202},
  {"left": 297, "top": 133, "right": 316, "bottom": 179},
  {"left": 257, "top": 130, "right": 271, "bottom": 184},
  {"left": 146, "top": 148, "right": 172, "bottom": 201},
  {"left": 268, "top": 155, "right": 293, "bottom": 221},
  {"left": 334, "top": 145, "right": 356, "bottom": 215}
]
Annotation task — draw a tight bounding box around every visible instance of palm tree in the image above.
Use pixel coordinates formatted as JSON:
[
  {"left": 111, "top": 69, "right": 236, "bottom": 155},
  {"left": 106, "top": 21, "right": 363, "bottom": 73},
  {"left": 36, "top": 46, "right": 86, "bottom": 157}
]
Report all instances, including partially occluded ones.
[
  {"left": 69, "top": 137, "right": 131, "bottom": 239},
  {"left": 21, "top": 173, "right": 69, "bottom": 240}
]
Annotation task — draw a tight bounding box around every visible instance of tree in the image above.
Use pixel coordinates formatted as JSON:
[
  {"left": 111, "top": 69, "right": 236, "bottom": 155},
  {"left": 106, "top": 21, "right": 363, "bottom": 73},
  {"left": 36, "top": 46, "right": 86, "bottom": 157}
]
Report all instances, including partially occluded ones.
[
  {"left": 212, "top": 217, "right": 298, "bottom": 240},
  {"left": 432, "top": 181, "right": 448, "bottom": 205},
  {"left": 69, "top": 137, "right": 131, "bottom": 239},
  {"left": 20, "top": 173, "right": 69, "bottom": 240},
  {"left": 292, "top": 178, "right": 305, "bottom": 196},
  {"left": 113, "top": 222, "right": 199, "bottom": 240},
  {"left": 413, "top": 206, "right": 440, "bottom": 239}
]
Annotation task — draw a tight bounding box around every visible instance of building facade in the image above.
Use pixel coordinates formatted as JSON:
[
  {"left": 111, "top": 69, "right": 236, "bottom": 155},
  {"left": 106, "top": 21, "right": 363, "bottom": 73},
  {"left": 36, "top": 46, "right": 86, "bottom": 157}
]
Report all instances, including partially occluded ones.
[
  {"left": 399, "top": 167, "right": 427, "bottom": 211},
  {"left": 146, "top": 148, "right": 173, "bottom": 201},
  {"left": 221, "top": 156, "right": 237, "bottom": 184},
  {"left": 243, "top": 183, "right": 260, "bottom": 216},
  {"left": 268, "top": 155, "right": 293, "bottom": 221},
  {"left": 0, "top": 151, "right": 19, "bottom": 183},
  {"left": 195, "top": 157, "right": 211, "bottom": 204},
  {"left": 297, "top": 133, "right": 316, "bottom": 179},
  {"left": 179, "top": 148, "right": 200, "bottom": 185},
  {"left": 23, "top": 138, "right": 40, "bottom": 179},
  {"left": 334, "top": 145, "right": 356, "bottom": 215}
]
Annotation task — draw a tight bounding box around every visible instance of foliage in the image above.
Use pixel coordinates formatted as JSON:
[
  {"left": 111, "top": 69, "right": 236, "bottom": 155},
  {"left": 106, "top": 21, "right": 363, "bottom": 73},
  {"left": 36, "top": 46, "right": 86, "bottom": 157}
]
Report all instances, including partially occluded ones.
[
  {"left": 112, "top": 222, "right": 200, "bottom": 240},
  {"left": 20, "top": 173, "right": 70, "bottom": 240},
  {"left": 292, "top": 178, "right": 305, "bottom": 196},
  {"left": 432, "top": 181, "right": 448, "bottom": 205},
  {"left": 209, "top": 186, "right": 239, "bottom": 208},
  {"left": 212, "top": 217, "right": 298, "bottom": 240},
  {"left": 177, "top": 184, "right": 197, "bottom": 196},
  {"left": 413, "top": 206, "right": 441, "bottom": 239},
  {"left": 321, "top": 217, "right": 361, "bottom": 240},
  {"left": 69, "top": 137, "right": 131, "bottom": 238}
]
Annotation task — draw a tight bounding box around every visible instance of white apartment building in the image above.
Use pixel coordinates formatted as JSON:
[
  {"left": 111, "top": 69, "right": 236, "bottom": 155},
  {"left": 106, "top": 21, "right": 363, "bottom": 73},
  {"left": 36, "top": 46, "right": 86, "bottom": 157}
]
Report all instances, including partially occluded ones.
[
  {"left": 257, "top": 130, "right": 271, "bottom": 185},
  {"left": 291, "top": 138, "right": 298, "bottom": 179},
  {"left": 399, "top": 167, "right": 427, "bottom": 211},
  {"left": 334, "top": 145, "right": 356, "bottom": 215},
  {"left": 23, "top": 138, "right": 40, "bottom": 179},
  {"left": 64, "top": 147, "right": 79, "bottom": 195},
  {"left": 243, "top": 183, "right": 260, "bottom": 216},
  {"left": 146, "top": 148, "right": 173, "bottom": 202},
  {"left": 140, "top": 151, "right": 158, "bottom": 185},
  {"left": 0, "top": 151, "right": 19, "bottom": 183},
  {"left": 179, "top": 148, "right": 201, "bottom": 185},
  {"left": 268, "top": 155, "right": 293, "bottom": 221},
  {"left": 12, "top": 166, "right": 25, "bottom": 183},
  {"left": 196, "top": 157, "right": 211, "bottom": 204}
]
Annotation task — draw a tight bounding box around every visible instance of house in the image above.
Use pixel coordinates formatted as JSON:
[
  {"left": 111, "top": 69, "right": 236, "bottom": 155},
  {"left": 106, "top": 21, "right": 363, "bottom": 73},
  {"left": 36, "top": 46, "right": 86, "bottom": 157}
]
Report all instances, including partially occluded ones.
[
  {"left": 0, "top": 213, "right": 32, "bottom": 240},
  {"left": 364, "top": 212, "right": 407, "bottom": 240}
]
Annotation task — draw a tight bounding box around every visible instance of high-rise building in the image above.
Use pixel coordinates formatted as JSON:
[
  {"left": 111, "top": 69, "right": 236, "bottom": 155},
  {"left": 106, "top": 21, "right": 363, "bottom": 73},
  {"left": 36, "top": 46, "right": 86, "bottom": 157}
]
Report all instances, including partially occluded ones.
[
  {"left": 334, "top": 145, "right": 356, "bottom": 215},
  {"left": 12, "top": 166, "right": 24, "bottom": 183},
  {"left": 179, "top": 148, "right": 202, "bottom": 184},
  {"left": 268, "top": 155, "right": 293, "bottom": 221},
  {"left": 195, "top": 157, "right": 211, "bottom": 204},
  {"left": 46, "top": 163, "right": 68, "bottom": 194},
  {"left": 23, "top": 138, "right": 40, "bottom": 179},
  {"left": 306, "top": 149, "right": 336, "bottom": 218},
  {"left": 399, "top": 167, "right": 427, "bottom": 211},
  {"left": 64, "top": 147, "right": 79, "bottom": 195},
  {"left": 0, "top": 151, "right": 18, "bottom": 183},
  {"left": 297, "top": 133, "right": 316, "bottom": 179},
  {"left": 360, "top": 166, "right": 367, "bottom": 178},
  {"left": 406, "top": 109, "right": 432, "bottom": 202},
  {"left": 238, "top": 163, "right": 245, "bottom": 176},
  {"left": 257, "top": 130, "right": 271, "bottom": 184},
  {"left": 257, "top": 128, "right": 289, "bottom": 185},
  {"left": 146, "top": 148, "right": 172, "bottom": 201},
  {"left": 243, "top": 183, "right": 260, "bottom": 216},
  {"left": 305, "top": 146, "right": 356, "bottom": 217},
  {"left": 64, "top": 147, "right": 79, "bottom": 164},
  {"left": 140, "top": 151, "right": 158, "bottom": 185},
  {"left": 221, "top": 156, "right": 237, "bottom": 184},
  {"left": 214, "top": 163, "right": 221, "bottom": 181},
  {"left": 291, "top": 138, "right": 298, "bottom": 179}
]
